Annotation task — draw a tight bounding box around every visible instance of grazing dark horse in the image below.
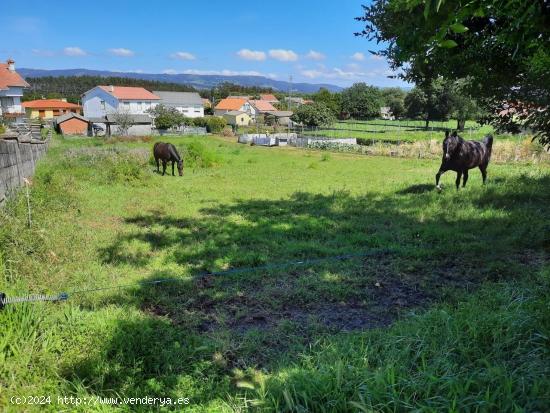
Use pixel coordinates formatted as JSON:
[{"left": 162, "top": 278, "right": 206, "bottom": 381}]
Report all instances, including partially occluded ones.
[
  {"left": 436, "top": 130, "right": 493, "bottom": 190},
  {"left": 153, "top": 142, "right": 183, "bottom": 176}
]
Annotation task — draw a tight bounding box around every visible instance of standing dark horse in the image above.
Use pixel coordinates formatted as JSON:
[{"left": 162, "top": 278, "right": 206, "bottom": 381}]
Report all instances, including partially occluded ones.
[
  {"left": 153, "top": 142, "right": 184, "bottom": 176},
  {"left": 436, "top": 130, "right": 493, "bottom": 190}
]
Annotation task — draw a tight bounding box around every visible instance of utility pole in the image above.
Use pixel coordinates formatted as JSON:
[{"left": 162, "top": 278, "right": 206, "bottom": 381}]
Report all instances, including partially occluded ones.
[{"left": 288, "top": 75, "right": 292, "bottom": 111}]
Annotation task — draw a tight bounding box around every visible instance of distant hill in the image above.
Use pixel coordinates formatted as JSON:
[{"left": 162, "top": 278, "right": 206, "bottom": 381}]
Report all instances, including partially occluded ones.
[{"left": 18, "top": 68, "right": 343, "bottom": 93}]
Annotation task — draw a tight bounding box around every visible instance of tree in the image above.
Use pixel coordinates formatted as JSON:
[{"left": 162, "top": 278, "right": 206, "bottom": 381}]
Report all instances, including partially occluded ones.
[
  {"left": 340, "top": 83, "right": 382, "bottom": 119},
  {"left": 404, "top": 78, "right": 454, "bottom": 128},
  {"left": 356, "top": 0, "right": 550, "bottom": 144},
  {"left": 450, "top": 80, "right": 482, "bottom": 131},
  {"left": 147, "top": 104, "right": 181, "bottom": 130},
  {"left": 312, "top": 88, "right": 342, "bottom": 117},
  {"left": 111, "top": 110, "right": 134, "bottom": 136},
  {"left": 380, "top": 87, "right": 407, "bottom": 119},
  {"left": 290, "top": 102, "right": 336, "bottom": 127},
  {"left": 404, "top": 88, "right": 427, "bottom": 120},
  {"left": 388, "top": 97, "right": 406, "bottom": 119}
]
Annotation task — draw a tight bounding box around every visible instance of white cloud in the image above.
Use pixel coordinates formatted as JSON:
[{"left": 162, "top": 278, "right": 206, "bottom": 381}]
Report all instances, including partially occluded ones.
[
  {"left": 351, "top": 52, "right": 365, "bottom": 61},
  {"left": 236, "top": 49, "right": 266, "bottom": 61},
  {"left": 108, "top": 48, "right": 135, "bottom": 57},
  {"left": 163, "top": 69, "right": 178, "bottom": 74},
  {"left": 371, "top": 54, "right": 384, "bottom": 61},
  {"left": 170, "top": 51, "right": 196, "bottom": 60},
  {"left": 306, "top": 50, "right": 325, "bottom": 60},
  {"left": 269, "top": 49, "right": 298, "bottom": 62},
  {"left": 63, "top": 46, "right": 87, "bottom": 56}
]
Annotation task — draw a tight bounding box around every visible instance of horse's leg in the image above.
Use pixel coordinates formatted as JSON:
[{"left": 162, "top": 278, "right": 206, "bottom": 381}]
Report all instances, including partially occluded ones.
[
  {"left": 435, "top": 165, "right": 446, "bottom": 189},
  {"left": 480, "top": 166, "right": 487, "bottom": 184},
  {"left": 462, "top": 170, "right": 469, "bottom": 188},
  {"left": 162, "top": 161, "right": 167, "bottom": 176},
  {"left": 156, "top": 158, "right": 159, "bottom": 173},
  {"left": 455, "top": 171, "right": 462, "bottom": 190}
]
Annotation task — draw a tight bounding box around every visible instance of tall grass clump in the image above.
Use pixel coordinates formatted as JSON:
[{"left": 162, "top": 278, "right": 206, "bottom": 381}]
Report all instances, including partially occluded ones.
[{"left": 181, "top": 141, "right": 221, "bottom": 169}]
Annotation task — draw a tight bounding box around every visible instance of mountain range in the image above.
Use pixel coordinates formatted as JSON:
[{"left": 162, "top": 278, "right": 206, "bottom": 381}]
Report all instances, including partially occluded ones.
[{"left": 18, "top": 68, "right": 343, "bottom": 93}]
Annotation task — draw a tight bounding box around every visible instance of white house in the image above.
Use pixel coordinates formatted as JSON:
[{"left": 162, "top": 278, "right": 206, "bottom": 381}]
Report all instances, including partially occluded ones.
[
  {"left": 153, "top": 91, "right": 204, "bottom": 118},
  {"left": 0, "top": 59, "right": 29, "bottom": 122},
  {"left": 380, "top": 106, "right": 395, "bottom": 120},
  {"left": 81, "top": 85, "right": 160, "bottom": 118}
]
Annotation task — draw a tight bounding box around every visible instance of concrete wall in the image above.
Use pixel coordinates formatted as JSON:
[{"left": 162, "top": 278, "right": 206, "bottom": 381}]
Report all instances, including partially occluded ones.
[
  {"left": 0, "top": 134, "right": 49, "bottom": 206},
  {"left": 291, "top": 137, "right": 357, "bottom": 147}
]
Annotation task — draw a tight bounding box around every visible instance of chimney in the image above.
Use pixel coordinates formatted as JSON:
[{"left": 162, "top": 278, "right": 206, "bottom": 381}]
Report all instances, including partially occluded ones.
[
  {"left": 61, "top": 98, "right": 67, "bottom": 102},
  {"left": 109, "top": 85, "right": 114, "bottom": 92},
  {"left": 7, "top": 58, "right": 15, "bottom": 72}
]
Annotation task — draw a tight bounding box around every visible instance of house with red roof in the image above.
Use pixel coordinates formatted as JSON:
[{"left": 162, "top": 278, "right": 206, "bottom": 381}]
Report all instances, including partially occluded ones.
[
  {"left": 22, "top": 99, "right": 81, "bottom": 120},
  {"left": 0, "top": 59, "right": 29, "bottom": 122},
  {"left": 249, "top": 100, "right": 277, "bottom": 114},
  {"left": 81, "top": 85, "right": 160, "bottom": 118},
  {"left": 214, "top": 98, "right": 251, "bottom": 116},
  {"left": 260, "top": 94, "right": 279, "bottom": 104}
]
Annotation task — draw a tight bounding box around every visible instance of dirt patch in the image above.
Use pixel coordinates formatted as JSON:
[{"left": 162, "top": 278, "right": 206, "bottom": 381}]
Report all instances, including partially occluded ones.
[{"left": 144, "top": 275, "right": 430, "bottom": 335}]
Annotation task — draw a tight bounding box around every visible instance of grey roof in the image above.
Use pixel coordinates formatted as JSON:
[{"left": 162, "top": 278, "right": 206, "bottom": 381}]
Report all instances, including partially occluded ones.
[
  {"left": 89, "top": 114, "right": 152, "bottom": 124},
  {"left": 224, "top": 110, "right": 247, "bottom": 116},
  {"left": 153, "top": 91, "right": 203, "bottom": 106},
  {"left": 55, "top": 112, "right": 89, "bottom": 123},
  {"left": 266, "top": 110, "right": 293, "bottom": 117}
]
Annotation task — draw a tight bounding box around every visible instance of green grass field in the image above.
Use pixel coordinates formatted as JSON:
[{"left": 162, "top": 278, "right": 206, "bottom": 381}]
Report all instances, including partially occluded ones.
[
  {"left": 300, "top": 119, "right": 522, "bottom": 143},
  {"left": 1, "top": 135, "right": 549, "bottom": 411}
]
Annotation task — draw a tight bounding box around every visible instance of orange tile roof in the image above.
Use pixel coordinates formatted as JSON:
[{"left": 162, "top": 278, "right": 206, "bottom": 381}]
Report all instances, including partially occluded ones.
[
  {"left": 250, "top": 100, "right": 277, "bottom": 112},
  {"left": 215, "top": 98, "right": 246, "bottom": 110},
  {"left": 0, "top": 62, "right": 29, "bottom": 90},
  {"left": 98, "top": 86, "right": 160, "bottom": 100},
  {"left": 260, "top": 94, "right": 278, "bottom": 102},
  {"left": 22, "top": 99, "right": 81, "bottom": 109}
]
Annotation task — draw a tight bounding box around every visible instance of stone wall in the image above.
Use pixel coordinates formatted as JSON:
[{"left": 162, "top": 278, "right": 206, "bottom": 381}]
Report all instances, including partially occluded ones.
[{"left": 0, "top": 133, "right": 49, "bottom": 206}]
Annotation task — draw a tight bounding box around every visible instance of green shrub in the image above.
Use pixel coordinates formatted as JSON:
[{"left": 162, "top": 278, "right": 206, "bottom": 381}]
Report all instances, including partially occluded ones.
[
  {"left": 103, "top": 153, "right": 149, "bottom": 184},
  {"left": 192, "top": 117, "right": 208, "bottom": 128},
  {"left": 180, "top": 141, "right": 220, "bottom": 169},
  {"left": 205, "top": 116, "right": 227, "bottom": 133}
]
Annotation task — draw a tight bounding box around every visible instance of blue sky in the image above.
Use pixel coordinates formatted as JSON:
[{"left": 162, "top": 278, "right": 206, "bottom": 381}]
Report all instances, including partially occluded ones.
[{"left": 0, "top": 0, "right": 407, "bottom": 88}]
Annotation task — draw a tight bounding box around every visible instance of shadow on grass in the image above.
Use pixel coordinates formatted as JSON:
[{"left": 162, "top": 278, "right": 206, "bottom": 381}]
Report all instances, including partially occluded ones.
[
  {"left": 396, "top": 183, "right": 435, "bottom": 194},
  {"left": 67, "top": 173, "right": 550, "bottom": 407}
]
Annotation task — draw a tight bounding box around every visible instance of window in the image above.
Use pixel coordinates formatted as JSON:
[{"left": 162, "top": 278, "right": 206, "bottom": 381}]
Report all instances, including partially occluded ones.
[{"left": 100, "top": 100, "right": 106, "bottom": 110}]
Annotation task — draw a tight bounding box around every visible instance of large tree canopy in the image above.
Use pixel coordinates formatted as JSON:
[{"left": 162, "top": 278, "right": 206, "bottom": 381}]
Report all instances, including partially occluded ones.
[
  {"left": 341, "top": 83, "right": 382, "bottom": 119},
  {"left": 356, "top": 0, "right": 550, "bottom": 144},
  {"left": 291, "top": 102, "right": 336, "bottom": 127}
]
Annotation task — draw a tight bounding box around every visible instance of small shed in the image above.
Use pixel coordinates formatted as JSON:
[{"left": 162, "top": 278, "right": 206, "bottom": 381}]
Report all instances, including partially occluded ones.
[
  {"left": 265, "top": 110, "right": 294, "bottom": 126},
  {"left": 88, "top": 114, "right": 153, "bottom": 136},
  {"left": 54, "top": 112, "right": 89, "bottom": 135},
  {"left": 223, "top": 111, "right": 251, "bottom": 126}
]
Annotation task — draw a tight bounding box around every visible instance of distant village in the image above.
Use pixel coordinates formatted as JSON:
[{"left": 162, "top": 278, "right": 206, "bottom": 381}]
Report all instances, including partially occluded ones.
[{"left": 0, "top": 58, "right": 330, "bottom": 137}]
